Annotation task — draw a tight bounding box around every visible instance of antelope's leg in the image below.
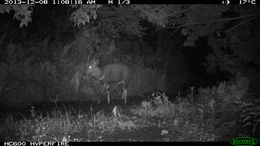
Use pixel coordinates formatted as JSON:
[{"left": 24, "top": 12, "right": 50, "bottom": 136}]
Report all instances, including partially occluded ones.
[
  {"left": 120, "top": 80, "right": 127, "bottom": 104},
  {"left": 102, "top": 84, "right": 107, "bottom": 93},
  {"left": 123, "top": 88, "right": 127, "bottom": 104},
  {"left": 106, "top": 84, "right": 110, "bottom": 104},
  {"left": 121, "top": 81, "right": 125, "bottom": 99},
  {"left": 97, "top": 97, "right": 100, "bottom": 104}
]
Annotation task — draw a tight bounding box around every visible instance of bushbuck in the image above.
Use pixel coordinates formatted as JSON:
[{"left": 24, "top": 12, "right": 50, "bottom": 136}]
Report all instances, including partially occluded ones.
[{"left": 86, "top": 59, "right": 132, "bottom": 104}]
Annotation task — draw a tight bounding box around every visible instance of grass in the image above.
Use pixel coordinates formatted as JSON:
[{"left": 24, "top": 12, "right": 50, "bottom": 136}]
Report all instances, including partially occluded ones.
[
  {"left": 0, "top": 90, "right": 244, "bottom": 141},
  {"left": 0, "top": 104, "right": 141, "bottom": 141}
]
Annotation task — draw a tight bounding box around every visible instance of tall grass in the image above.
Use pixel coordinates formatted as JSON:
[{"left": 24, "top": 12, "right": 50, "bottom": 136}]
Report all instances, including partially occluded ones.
[{"left": 0, "top": 104, "right": 139, "bottom": 141}]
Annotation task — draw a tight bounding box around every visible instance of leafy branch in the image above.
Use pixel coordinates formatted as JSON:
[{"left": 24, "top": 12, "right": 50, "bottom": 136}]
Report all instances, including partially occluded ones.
[{"left": 169, "top": 13, "right": 260, "bottom": 29}]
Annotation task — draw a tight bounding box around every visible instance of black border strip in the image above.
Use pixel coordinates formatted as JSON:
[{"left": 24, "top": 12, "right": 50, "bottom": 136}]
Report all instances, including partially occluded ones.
[
  {"left": 0, "top": 142, "right": 232, "bottom": 146},
  {"left": 94, "top": 0, "right": 224, "bottom": 4},
  {"left": 0, "top": 0, "right": 240, "bottom": 5}
]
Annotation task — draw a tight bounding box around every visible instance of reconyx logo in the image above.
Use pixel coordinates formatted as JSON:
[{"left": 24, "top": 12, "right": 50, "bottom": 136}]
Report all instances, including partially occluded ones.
[{"left": 229, "top": 137, "right": 259, "bottom": 146}]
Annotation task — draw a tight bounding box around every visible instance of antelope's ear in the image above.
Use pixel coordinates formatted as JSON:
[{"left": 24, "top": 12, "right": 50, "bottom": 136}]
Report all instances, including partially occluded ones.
[
  {"left": 94, "top": 59, "right": 99, "bottom": 65},
  {"left": 89, "top": 59, "right": 97, "bottom": 65}
]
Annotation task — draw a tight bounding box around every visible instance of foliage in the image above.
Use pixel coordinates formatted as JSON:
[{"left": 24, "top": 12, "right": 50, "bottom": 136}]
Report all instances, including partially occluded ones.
[
  {"left": 0, "top": 105, "right": 139, "bottom": 141},
  {"left": 70, "top": 5, "right": 101, "bottom": 27},
  {"left": 206, "top": 6, "right": 260, "bottom": 76},
  {"left": 0, "top": 98, "right": 217, "bottom": 141},
  {"left": 130, "top": 90, "right": 237, "bottom": 141},
  {"left": 2, "top": 4, "right": 259, "bottom": 79},
  {"left": 0, "top": 5, "right": 32, "bottom": 27},
  {"left": 197, "top": 73, "right": 249, "bottom": 105},
  {"left": 180, "top": 5, "right": 228, "bottom": 46},
  {"left": 1, "top": 84, "right": 251, "bottom": 141},
  {"left": 70, "top": 5, "right": 145, "bottom": 41},
  {"left": 238, "top": 100, "right": 260, "bottom": 137},
  {"left": 0, "top": 38, "right": 63, "bottom": 106},
  {"left": 194, "top": 74, "right": 249, "bottom": 127},
  {"left": 1, "top": 4, "right": 259, "bottom": 108},
  {"left": 133, "top": 5, "right": 185, "bottom": 28},
  {"left": 1, "top": 5, "right": 259, "bottom": 46},
  {"left": 70, "top": 63, "right": 89, "bottom": 93},
  {"left": 193, "top": 75, "right": 259, "bottom": 138},
  {"left": 131, "top": 91, "right": 193, "bottom": 119},
  {"left": 133, "top": 5, "right": 260, "bottom": 78},
  {"left": 132, "top": 5, "right": 230, "bottom": 45},
  {"left": 96, "top": 6, "right": 145, "bottom": 38}
]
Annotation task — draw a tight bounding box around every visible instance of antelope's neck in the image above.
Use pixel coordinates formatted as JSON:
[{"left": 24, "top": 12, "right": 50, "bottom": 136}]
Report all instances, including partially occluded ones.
[
  {"left": 94, "top": 68, "right": 104, "bottom": 81},
  {"left": 98, "top": 74, "right": 105, "bottom": 81}
]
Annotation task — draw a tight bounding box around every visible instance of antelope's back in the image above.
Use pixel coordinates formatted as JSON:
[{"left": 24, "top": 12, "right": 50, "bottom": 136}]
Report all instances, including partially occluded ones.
[{"left": 102, "top": 63, "right": 132, "bottom": 84}]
